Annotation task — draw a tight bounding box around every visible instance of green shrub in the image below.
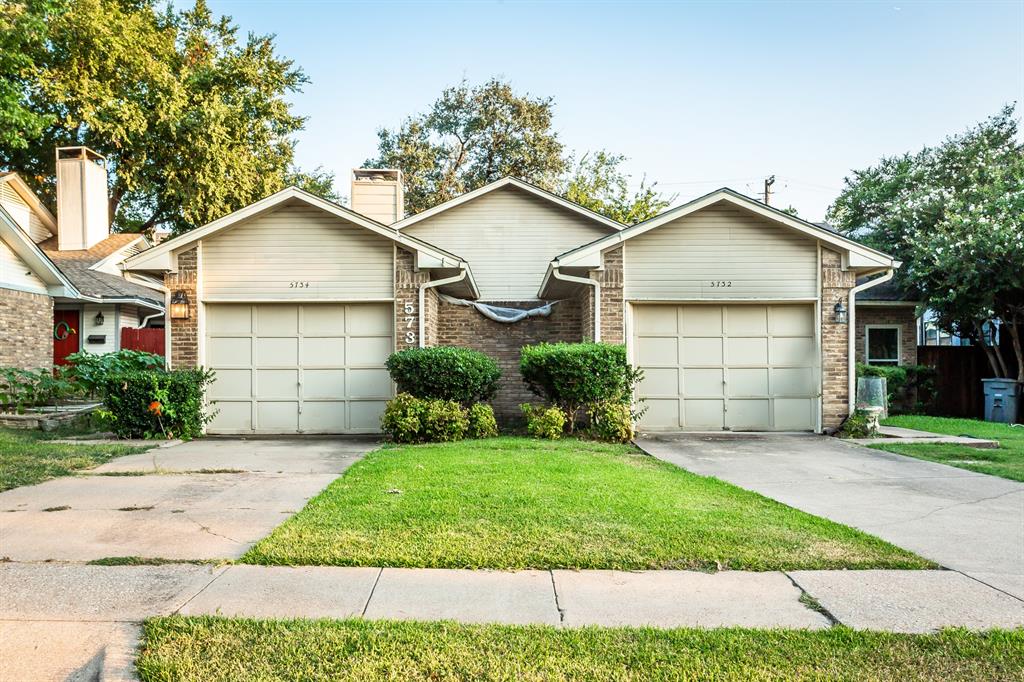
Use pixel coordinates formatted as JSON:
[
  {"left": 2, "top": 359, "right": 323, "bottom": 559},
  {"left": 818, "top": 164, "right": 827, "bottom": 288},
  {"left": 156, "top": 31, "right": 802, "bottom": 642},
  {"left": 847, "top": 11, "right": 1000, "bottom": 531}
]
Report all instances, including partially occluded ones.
[
  {"left": 837, "top": 409, "right": 878, "bottom": 439},
  {"left": 520, "top": 343, "right": 643, "bottom": 430},
  {"left": 385, "top": 346, "right": 501, "bottom": 405},
  {"left": 66, "top": 350, "right": 166, "bottom": 397},
  {"left": 587, "top": 400, "right": 635, "bottom": 443},
  {"left": 423, "top": 399, "right": 469, "bottom": 442},
  {"left": 0, "top": 366, "right": 80, "bottom": 412},
  {"left": 381, "top": 393, "right": 470, "bottom": 443},
  {"left": 98, "top": 368, "right": 215, "bottom": 440},
  {"left": 521, "top": 403, "right": 566, "bottom": 439},
  {"left": 467, "top": 402, "right": 499, "bottom": 438},
  {"left": 857, "top": 363, "right": 937, "bottom": 414}
]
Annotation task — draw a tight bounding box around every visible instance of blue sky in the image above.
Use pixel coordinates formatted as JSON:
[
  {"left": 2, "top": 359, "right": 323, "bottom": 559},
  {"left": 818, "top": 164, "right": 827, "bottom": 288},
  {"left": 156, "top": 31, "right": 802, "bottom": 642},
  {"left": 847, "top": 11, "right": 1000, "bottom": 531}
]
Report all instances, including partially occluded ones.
[{"left": 206, "top": 0, "right": 1022, "bottom": 220}]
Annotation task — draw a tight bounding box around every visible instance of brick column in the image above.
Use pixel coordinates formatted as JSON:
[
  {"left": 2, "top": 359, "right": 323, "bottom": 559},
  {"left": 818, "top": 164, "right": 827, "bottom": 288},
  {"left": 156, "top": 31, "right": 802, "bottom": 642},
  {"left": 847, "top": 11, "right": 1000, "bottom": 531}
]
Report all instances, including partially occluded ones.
[
  {"left": 821, "top": 248, "right": 855, "bottom": 430},
  {"left": 579, "top": 246, "right": 624, "bottom": 344},
  {"left": 0, "top": 288, "right": 53, "bottom": 369},
  {"left": 394, "top": 247, "right": 432, "bottom": 351},
  {"left": 166, "top": 248, "right": 198, "bottom": 369}
]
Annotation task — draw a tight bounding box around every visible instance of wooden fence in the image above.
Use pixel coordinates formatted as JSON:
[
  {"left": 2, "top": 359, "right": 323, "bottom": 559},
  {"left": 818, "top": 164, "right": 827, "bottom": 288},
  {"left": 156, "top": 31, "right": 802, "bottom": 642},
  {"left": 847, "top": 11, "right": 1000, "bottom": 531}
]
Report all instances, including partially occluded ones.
[{"left": 120, "top": 327, "right": 165, "bottom": 357}]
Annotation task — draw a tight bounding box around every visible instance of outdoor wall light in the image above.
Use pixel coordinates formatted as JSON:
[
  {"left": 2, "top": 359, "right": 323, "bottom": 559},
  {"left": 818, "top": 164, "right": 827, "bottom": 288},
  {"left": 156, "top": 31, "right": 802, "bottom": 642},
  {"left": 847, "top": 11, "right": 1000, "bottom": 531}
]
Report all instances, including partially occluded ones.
[
  {"left": 170, "top": 291, "right": 191, "bottom": 320},
  {"left": 93, "top": 311, "right": 104, "bottom": 326},
  {"left": 833, "top": 300, "right": 848, "bottom": 325}
]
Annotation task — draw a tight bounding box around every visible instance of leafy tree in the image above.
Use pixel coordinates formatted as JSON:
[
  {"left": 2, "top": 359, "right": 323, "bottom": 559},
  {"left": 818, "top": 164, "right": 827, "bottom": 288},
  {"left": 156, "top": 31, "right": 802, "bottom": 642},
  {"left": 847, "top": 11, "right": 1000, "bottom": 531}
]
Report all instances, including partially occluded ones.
[
  {"left": 367, "top": 78, "right": 671, "bottom": 223},
  {"left": 827, "top": 106, "right": 1024, "bottom": 379},
  {"left": 562, "top": 151, "right": 674, "bottom": 224},
  {"left": 0, "top": 0, "right": 335, "bottom": 234}
]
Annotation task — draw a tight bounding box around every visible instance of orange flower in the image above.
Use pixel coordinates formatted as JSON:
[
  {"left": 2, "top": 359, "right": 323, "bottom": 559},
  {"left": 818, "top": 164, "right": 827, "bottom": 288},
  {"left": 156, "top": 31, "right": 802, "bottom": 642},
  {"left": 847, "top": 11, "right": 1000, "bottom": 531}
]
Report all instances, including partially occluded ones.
[{"left": 148, "top": 401, "right": 162, "bottom": 415}]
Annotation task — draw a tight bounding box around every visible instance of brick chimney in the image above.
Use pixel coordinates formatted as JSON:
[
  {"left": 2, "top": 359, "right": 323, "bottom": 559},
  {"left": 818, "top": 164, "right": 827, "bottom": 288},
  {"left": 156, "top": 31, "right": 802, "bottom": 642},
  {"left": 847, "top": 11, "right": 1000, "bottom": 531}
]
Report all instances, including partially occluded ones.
[
  {"left": 56, "top": 147, "right": 109, "bottom": 250},
  {"left": 351, "top": 169, "right": 403, "bottom": 225}
]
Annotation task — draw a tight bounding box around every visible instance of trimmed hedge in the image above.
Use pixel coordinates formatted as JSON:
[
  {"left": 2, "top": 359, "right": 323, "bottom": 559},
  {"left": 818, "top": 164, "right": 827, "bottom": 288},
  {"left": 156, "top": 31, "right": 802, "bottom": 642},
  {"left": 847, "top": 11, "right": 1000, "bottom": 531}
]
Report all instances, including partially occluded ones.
[
  {"left": 381, "top": 393, "right": 470, "bottom": 443},
  {"left": 520, "top": 342, "right": 642, "bottom": 431},
  {"left": 98, "top": 369, "right": 215, "bottom": 440},
  {"left": 385, "top": 347, "right": 501, "bottom": 405}
]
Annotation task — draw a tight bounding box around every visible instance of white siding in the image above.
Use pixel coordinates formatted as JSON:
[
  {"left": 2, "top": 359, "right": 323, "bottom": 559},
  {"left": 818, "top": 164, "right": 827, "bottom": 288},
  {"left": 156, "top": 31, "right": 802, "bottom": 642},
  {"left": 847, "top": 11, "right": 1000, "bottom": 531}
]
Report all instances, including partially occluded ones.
[
  {"left": 81, "top": 304, "right": 117, "bottom": 354},
  {"left": 624, "top": 203, "right": 818, "bottom": 300},
  {"left": 201, "top": 202, "right": 395, "bottom": 301},
  {"left": 1, "top": 183, "right": 51, "bottom": 243},
  {"left": 118, "top": 304, "right": 140, "bottom": 330},
  {"left": 351, "top": 181, "right": 401, "bottom": 225},
  {"left": 0, "top": 237, "right": 47, "bottom": 294},
  {"left": 403, "top": 186, "right": 612, "bottom": 301}
]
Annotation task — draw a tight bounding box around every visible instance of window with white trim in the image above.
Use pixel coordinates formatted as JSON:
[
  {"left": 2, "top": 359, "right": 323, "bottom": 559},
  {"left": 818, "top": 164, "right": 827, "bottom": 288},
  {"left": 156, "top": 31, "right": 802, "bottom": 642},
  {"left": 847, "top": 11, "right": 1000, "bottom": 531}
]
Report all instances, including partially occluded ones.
[{"left": 865, "top": 325, "right": 901, "bottom": 366}]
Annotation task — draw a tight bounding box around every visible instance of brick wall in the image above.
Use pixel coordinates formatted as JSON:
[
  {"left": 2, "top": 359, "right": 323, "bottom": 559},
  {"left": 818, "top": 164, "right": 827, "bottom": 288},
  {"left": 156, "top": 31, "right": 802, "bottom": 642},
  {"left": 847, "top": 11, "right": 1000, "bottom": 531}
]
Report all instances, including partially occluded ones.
[
  {"left": 394, "top": 247, "right": 432, "bottom": 351},
  {"left": 166, "top": 248, "right": 197, "bottom": 368},
  {"left": 855, "top": 306, "right": 918, "bottom": 366},
  {"left": 436, "top": 296, "right": 584, "bottom": 422},
  {"left": 0, "top": 288, "right": 53, "bottom": 369},
  {"left": 821, "top": 248, "right": 855, "bottom": 430},
  {"left": 580, "top": 246, "right": 625, "bottom": 344}
]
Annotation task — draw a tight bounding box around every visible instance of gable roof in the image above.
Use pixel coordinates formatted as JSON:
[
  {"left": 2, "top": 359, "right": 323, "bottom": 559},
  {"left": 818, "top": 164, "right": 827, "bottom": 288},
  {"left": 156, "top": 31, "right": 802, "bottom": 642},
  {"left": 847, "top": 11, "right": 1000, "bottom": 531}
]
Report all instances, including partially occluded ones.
[
  {"left": 0, "top": 172, "right": 57, "bottom": 239},
  {"left": 122, "top": 186, "right": 480, "bottom": 298},
  {"left": 39, "top": 233, "right": 163, "bottom": 308},
  {"left": 553, "top": 187, "right": 897, "bottom": 270},
  {"left": 392, "top": 177, "right": 626, "bottom": 233},
  {"left": 0, "top": 203, "right": 78, "bottom": 297}
]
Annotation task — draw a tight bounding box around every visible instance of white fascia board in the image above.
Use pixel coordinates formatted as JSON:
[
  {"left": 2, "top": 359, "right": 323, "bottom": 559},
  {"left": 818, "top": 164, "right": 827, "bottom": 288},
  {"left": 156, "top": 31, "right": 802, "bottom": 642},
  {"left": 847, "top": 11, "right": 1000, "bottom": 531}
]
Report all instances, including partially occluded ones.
[
  {"left": 0, "top": 205, "right": 79, "bottom": 295},
  {"left": 392, "top": 177, "right": 625, "bottom": 232},
  {"left": 555, "top": 189, "right": 896, "bottom": 267},
  {"left": 91, "top": 236, "right": 149, "bottom": 275}
]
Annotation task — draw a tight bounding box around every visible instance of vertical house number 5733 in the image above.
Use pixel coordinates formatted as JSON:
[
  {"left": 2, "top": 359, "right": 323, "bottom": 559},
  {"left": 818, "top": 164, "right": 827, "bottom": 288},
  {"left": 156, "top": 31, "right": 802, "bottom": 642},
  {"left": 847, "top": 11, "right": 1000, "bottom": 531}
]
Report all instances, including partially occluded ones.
[{"left": 404, "top": 300, "right": 417, "bottom": 345}]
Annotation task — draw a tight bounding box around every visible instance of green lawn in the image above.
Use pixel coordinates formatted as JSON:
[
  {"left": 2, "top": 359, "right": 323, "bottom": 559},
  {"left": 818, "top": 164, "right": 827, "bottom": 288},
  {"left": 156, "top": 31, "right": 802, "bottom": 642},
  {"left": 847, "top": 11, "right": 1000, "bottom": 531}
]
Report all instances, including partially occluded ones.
[
  {"left": 873, "top": 416, "right": 1024, "bottom": 482},
  {"left": 0, "top": 427, "right": 151, "bottom": 491},
  {"left": 137, "top": 616, "right": 1024, "bottom": 682},
  {"left": 243, "top": 437, "right": 931, "bottom": 571}
]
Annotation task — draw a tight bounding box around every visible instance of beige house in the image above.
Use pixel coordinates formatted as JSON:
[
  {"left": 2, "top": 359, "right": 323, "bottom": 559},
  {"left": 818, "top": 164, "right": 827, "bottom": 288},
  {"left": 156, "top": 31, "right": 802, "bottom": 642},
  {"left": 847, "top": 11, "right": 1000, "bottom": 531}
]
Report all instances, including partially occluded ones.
[{"left": 120, "top": 170, "right": 899, "bottom": 435}]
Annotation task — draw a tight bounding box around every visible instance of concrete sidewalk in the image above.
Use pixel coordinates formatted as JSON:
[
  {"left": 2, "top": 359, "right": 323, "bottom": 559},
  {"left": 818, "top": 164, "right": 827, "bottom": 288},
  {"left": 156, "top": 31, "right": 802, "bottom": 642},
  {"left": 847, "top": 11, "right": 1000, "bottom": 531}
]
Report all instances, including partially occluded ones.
[{"left": 4, "top": 562, "right": 1024, "bottom": 680}]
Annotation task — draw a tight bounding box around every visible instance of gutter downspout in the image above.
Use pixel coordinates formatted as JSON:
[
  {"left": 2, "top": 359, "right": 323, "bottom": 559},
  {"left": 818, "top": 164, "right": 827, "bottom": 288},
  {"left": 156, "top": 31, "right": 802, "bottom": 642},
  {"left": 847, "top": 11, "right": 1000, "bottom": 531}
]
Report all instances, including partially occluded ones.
[
  {"left": 847, "top": 268, "right": 895, "bottom": 412},
  {"left": 551, "top": 266, "right": 601, "bottom": 342},
  {"left": 418, "top": 267, "right": 469, "bottom": 348}
]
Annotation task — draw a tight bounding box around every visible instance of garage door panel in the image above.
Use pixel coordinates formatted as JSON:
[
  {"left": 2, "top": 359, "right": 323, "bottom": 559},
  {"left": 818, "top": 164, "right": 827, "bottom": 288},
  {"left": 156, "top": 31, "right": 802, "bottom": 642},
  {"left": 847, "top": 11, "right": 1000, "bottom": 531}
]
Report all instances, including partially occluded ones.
[
  {"left": 207, "top": 305, "right": 251, "bottom": 334},
  {"left": 684, "top": 399, "right": 724, "bottom": 429},
  {"left": 257, "top": 401, "right": 299, "bottom": 431},
  {"left": 209, "top": 337, "right": 251, "bottom": 367},
  {"left": 682, "top": 368, "right": 723, "bottom": 397},
  {"left": 347, "top": 305, "right": 392, "bottom": 335},
  {"left": 725, "top": 306, "right": 767, "bottom": 336},
  {"left": 727, "top": 399, "right": 770, "bottom": 430},
  {"left": 209, "top": 369, "right": 251, "bottom": 399},
  {"left": 774, "top": 398, "right": 814, "bottom": 430},
  {"left": 350, "top": 400, "right": 387, "bottom": 431},
  {"left": 303, "top": 337, "right": 344, "bottom": 366},
  {"left": 773, "top": 367, "right": 816, "bottom": 396},
  {"left": 635, "top": 306, "right": 678, "bottom": 334},
  {"left": 256, "top": 305, "right": 298, "bottom": 335},
  {"left": 680, "top": 306, "right": 722, "bottom": 335},
  {"left": 302, "top": 304, "right": 346, "bottom": 335},
  {"left": 209, "top": 402, "right": 252, "bottom": 432},
  {"left": 348, "top": 368, "right": 392, "bottom": 398},
  {"left": 680, "top": 338, "right": 721, "bottom": 366},
  {"left": 256, "top": 369, "right": 298, "bottom": 398},
  {"left": 771, "top": 337, "right": 814, "bottom": 365},
  {"left": 729, "top": 368, "right": 768, "bottom": 397},
  {"left": 726, "top": 337, "right": 768, "bottom": 365},
  {"left": 257, "top": 338, "right": 298, "bottom": 366},
  {"left": 639, "top": 368, "right": 678, "bottom": 396},
  {"left": 304, "top": 369, "right": 345, "bottom": 399},
  {"left": 771, "top": 305, "right": 814, "bottom": 336},
  {"left": 301, "top": 402, "right": 346, "bottom": 432},
  {"left": 348, "top": 336, "right": 392, "bottom": 365},
  {"left": 643, "top": 399, "right": 681, "bottom": 428},
  {"left": 637, "top": 337, "right": 678, "bottom": 365}
]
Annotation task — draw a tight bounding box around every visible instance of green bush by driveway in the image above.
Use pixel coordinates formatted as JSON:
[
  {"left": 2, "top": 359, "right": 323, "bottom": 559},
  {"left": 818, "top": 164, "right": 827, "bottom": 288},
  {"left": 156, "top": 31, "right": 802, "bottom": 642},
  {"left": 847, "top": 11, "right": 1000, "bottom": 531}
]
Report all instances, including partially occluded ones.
[
  {"left": 242, "top": 437, "right": 931, "bottom": 570},
  {"left": 138, "top": 616, "right": 1024, "bottom": 682},
  {"left": 873, "top": 416, "right": 1024, "bottom": 482}
]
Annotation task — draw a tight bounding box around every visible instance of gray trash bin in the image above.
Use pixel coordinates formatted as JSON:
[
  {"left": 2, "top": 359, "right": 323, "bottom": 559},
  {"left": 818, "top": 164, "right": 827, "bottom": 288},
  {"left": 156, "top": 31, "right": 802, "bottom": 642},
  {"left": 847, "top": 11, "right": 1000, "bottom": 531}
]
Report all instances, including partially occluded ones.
[{"left": 982, "top": 378, "right": 1021, "bottom": 424}]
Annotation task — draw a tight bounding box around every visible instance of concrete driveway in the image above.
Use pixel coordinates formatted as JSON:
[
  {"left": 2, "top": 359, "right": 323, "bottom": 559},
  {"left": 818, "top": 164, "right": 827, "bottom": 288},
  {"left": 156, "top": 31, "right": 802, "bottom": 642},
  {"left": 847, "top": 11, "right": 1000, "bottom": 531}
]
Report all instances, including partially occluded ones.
[
  {"left": 637, "top": 433, "right": 1024, "bottom": 601},
  {"left": 0, "top": 437, "right": 376, "bottom": 562}
]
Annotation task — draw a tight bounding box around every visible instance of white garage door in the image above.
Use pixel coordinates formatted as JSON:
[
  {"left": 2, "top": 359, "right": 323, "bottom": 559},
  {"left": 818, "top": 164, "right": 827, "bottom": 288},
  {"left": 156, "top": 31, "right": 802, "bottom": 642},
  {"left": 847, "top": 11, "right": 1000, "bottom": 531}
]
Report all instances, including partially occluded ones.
[
  {"left": 205, "top": 303, "right": 393, "bottom": 434},
  {"left": 633, "top": 304, "right": 818, "bottom": 431}
]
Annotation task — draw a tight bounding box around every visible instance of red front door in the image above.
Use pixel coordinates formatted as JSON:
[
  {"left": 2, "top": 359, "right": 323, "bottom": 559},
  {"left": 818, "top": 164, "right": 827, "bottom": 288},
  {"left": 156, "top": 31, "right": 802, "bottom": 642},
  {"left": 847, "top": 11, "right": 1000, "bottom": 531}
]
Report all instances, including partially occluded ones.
[{"left": 53, "top": 309, "right": 80, "bottom": 366}]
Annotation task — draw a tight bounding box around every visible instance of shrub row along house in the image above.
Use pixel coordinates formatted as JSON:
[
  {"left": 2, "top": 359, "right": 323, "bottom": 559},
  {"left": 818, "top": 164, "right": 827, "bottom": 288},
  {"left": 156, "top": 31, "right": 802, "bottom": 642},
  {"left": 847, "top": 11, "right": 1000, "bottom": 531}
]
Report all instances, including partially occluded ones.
[{"left": 1, "top": 147, "right": 913, "bottom": 434}]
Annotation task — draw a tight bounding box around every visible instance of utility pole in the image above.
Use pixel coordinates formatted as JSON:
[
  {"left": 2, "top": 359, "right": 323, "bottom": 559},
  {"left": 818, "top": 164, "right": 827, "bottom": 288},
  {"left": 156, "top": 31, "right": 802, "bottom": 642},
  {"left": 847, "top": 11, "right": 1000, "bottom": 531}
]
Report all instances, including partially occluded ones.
[{"left": 763, "top": 175, "right": 775, "bottom": 205}]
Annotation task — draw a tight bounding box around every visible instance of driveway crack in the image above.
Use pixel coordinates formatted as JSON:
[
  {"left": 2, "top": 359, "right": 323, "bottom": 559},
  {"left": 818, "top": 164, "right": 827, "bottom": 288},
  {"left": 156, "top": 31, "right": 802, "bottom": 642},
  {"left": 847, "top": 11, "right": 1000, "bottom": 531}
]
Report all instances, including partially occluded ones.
[
  {"left": 183, "top": 513, "right": 242, "bottom": 544},
  {"left": 548, "top": 570, "right": 566, "bottom": 625},
  {"left": 871, "top": 488, "right": 1023, "bottom": 527}
]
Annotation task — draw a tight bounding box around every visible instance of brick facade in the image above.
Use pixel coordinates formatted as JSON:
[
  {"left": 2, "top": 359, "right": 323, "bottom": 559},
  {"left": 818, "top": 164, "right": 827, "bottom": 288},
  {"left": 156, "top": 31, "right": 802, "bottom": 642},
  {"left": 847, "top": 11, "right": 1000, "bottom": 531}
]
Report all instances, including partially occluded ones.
[
  {"left": 393, "top": 247, "right": 433, "bottom": 352},
  {"left": 821, "top": 248, "right": 855, "bottom": 430},
  {"left": 855, "top": 306, "right": 918, "bottom": 366},
  {"left": 580, "top": 246, "right": 625, "bottom": 344},
  {"left": 0, "top": 288, "right": 53, "bottom": 370},
  {"left": 435, "top": 296, "right": 584, "bottom": 422},
  {"left": 166, "top": 248, "right": 198, "bottom": 369}
]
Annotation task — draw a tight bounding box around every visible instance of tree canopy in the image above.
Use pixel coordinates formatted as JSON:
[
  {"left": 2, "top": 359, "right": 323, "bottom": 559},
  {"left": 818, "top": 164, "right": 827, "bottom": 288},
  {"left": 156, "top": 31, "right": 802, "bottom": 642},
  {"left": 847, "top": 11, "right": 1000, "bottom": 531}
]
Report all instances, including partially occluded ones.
[
  {"left": 366, "top": 79, "right": 673, "bottom": 223},
  {"left": 0, "top": 0, "right": 335, "bottom": 234},
  {"left": 827, "top": 106, "right": 1024, "bottom": 379}
]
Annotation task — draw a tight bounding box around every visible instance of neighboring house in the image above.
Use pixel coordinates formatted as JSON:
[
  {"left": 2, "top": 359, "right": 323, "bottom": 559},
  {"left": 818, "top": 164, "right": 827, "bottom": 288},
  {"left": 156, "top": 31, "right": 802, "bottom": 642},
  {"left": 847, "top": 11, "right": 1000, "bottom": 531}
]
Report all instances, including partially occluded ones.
[
  {"left": 122, "top": 169, "right": 899, "bottom": 435},
  {"left": 0, "top": 148, "right": 165, "bottom": 369},
  {"left": 854, "top": 279, "right": 920, "bottom": 368}
]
